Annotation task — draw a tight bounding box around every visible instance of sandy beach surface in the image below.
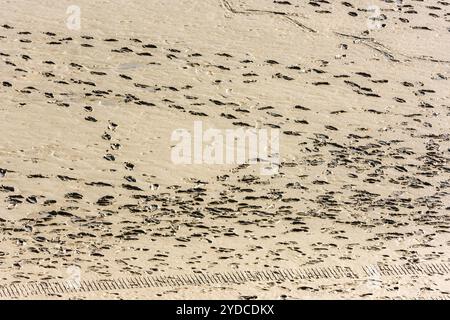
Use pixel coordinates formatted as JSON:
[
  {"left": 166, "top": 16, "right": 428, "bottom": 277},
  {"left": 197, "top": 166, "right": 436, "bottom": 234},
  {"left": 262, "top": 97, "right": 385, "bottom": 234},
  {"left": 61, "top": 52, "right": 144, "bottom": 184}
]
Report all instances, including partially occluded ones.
[{"left": 0, "top": 0, "right": 449, "bottom": 299}]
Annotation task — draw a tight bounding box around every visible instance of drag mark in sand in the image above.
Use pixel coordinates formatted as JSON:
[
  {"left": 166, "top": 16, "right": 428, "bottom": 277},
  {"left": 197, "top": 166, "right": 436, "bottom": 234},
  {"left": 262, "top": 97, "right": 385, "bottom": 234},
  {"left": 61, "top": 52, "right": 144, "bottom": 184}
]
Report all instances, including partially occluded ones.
[
  {"left": 334, "top": 32, "right": 450, "bottom": 64},
  {"left": 219, "top": 1, "right": 448, "bottom": 64}
]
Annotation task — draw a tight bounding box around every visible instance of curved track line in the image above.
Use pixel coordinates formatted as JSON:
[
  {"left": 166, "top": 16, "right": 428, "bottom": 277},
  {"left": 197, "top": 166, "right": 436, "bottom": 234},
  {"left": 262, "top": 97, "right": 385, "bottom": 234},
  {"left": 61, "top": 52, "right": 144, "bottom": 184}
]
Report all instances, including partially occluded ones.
[
  {"left": 218, "top": 0, "right": 316, "bottom": 33},
  {"left": 335, "top": 32, "right": 450, "bottom": 64},
  {"left": 1, "top": 262, "right": 448, "bottom": 298}
]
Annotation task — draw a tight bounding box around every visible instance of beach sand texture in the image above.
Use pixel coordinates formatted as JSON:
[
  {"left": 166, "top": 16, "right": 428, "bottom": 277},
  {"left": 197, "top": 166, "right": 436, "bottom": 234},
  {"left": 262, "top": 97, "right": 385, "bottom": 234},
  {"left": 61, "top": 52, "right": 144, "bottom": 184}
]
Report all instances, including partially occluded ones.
[{"left": 0, "top": 0, "right": 449, "bottom": 299}]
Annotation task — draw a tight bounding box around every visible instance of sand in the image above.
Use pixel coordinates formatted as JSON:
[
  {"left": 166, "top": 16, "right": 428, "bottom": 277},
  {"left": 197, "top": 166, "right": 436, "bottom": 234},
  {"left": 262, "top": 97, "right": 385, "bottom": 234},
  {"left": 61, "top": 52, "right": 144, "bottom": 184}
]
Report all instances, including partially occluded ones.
[{"left": 0, "top": 0, "right": 449, "bottom": 299}]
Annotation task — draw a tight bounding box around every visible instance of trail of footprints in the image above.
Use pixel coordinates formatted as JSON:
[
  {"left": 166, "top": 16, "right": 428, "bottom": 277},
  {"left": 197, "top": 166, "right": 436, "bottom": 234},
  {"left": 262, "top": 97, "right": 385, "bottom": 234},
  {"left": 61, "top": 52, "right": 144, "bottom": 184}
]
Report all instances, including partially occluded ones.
[{"left": 0, "top": 0, "right": 450, "bottom": 298}]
